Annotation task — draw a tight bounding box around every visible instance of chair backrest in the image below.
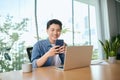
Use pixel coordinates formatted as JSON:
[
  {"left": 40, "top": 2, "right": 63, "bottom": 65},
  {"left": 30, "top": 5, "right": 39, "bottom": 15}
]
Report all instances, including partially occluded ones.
[
  {"left": 4, "top": 53, "right": 11, "bottom": 61},
  {"left": 26, "top": 47, "right": 33, "bottom": 62}
]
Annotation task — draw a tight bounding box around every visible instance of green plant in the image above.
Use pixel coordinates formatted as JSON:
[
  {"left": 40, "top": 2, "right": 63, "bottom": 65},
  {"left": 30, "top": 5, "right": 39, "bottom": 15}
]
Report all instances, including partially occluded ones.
[
  {"left": 99, "top": 37, "right": 120, "bottom": 59},
  {"left": 109, "top": 50, "right": 116, "bottom": 57},
  {"left": 0, "top": 15, "right": 29, "bottom": 72}
]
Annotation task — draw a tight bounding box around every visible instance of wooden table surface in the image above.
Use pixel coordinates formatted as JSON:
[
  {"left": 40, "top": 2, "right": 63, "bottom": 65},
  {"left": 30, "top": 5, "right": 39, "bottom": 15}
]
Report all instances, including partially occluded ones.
[{"left": 0, "top": 61, "right": 120, "bottom": 80}]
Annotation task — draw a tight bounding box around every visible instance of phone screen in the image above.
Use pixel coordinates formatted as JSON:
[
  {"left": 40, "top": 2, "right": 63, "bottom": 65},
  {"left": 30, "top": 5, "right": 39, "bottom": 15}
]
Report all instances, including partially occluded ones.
[{"left": 55, "top": 39, "right": 64, "bottom": 46}]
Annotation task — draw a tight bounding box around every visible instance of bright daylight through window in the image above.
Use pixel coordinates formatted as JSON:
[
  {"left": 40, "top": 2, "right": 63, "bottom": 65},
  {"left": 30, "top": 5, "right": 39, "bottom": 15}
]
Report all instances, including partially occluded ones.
[{"left": 0, "top": 0, "right": 99, "bottom": 72}]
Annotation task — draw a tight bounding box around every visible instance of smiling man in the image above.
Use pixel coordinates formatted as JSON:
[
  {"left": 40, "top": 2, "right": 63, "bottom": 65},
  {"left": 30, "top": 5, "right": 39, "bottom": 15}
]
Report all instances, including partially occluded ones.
[{"left": 31, "top": 19, "right": 66, "bottom": 68}]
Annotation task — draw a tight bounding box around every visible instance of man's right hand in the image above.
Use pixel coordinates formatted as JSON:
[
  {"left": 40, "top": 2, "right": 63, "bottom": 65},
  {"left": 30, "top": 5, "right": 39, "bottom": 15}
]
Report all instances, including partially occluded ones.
[{"left": 46, "top": 46, "right": 60, "bottom": 57}]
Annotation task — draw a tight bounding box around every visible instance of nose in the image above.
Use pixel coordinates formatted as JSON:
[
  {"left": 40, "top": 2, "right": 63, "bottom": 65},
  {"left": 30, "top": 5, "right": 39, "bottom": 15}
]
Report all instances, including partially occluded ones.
[{"left": 53, "top": 30, "right": 58, "bottom": 34}]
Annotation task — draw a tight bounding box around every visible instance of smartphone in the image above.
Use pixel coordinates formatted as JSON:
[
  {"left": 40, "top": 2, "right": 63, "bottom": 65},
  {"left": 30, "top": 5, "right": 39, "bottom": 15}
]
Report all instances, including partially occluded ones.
[{"left": 55, "top": 39, "right": 64, "bottom": 46}]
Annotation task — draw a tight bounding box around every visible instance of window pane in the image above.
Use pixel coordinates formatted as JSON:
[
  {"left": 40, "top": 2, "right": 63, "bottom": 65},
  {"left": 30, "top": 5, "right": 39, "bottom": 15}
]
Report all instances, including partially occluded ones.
[
  {"left": 0, "top": 0, "right": 35, "bottom": 72},
  {"left": 90, "top": 5, "right": 99, "bottom": 59},
  {"left": 74, "top": 1, "right": 89, "bottom": 45},
  {"left": 37, "top": 0, "right": 73, "bottom": 45},
  {"left": 74, "top": 0, "right": 99, "bottom": 59}
]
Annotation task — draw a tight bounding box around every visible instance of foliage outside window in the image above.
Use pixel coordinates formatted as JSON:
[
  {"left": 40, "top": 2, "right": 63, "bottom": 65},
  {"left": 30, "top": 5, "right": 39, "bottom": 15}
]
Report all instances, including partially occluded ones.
[{"left": 0, "top": 15, "right": 29, "bottom": 72}]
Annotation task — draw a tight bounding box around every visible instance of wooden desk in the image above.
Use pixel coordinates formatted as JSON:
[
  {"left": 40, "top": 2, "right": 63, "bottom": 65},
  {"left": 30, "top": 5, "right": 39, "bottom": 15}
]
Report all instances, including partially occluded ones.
[{"left": 0, "top": 61, "right": 120, "bottom": 80}]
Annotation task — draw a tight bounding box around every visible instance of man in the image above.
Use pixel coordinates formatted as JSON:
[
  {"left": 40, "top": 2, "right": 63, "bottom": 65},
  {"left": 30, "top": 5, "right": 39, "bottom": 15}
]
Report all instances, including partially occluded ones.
[{"left": 31, "top": 19, "right": 66, "bottom": 68}]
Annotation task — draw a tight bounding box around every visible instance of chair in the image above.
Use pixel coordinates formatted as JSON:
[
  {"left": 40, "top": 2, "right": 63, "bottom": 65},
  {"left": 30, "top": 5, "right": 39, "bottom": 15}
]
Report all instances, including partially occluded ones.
[
  {"left": 4, "top": 53, "right": 11, "bottom": 61},
  {"left": 26, "top": 47, "right": 33, "bottom": 62}
]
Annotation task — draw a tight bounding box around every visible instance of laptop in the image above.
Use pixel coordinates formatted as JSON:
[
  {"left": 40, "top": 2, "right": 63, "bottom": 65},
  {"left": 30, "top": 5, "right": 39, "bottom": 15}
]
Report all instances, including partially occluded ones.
[{"left": 57, "top": 46, "right": 93, "bottom": 71}]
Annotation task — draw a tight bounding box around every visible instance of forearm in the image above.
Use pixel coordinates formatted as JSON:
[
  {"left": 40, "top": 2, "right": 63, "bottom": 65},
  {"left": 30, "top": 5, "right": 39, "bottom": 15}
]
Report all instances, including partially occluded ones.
[{"left": 36, "top": 52, "right": 50, "bottom": 67}]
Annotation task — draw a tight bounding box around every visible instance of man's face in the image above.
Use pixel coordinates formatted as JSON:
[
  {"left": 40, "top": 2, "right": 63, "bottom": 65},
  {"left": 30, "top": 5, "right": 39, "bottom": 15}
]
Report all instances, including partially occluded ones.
[{"left": 47, "top": 24, "right": 61, "bottom": 43}]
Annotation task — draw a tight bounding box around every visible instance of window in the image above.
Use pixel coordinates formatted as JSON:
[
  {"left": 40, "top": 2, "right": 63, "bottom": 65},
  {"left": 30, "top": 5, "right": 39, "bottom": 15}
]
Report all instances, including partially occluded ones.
[
  {"left": 73, "top": 0, "right": 99, "bottom": 59},
  {"left": 0, "top": 0, "right": 100, "bottom": 72},
  {"left": 0, "top": 0, "right": 35, "bottom": 72}
]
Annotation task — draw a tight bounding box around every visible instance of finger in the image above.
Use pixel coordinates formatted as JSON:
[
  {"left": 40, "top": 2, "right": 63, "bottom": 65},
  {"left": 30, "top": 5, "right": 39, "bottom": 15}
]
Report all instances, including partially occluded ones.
[
  {"left": 59, "top": 49, "right": 65, "bottom": 53},
  {"left": 59, "top": 46, "right": 64, "bottom": 50},
  {"left": 55, "top": 50, "right": 60, "bottom": 54},
  {"left": 54, "top": 46, "right": 60, "bottom": 49}
]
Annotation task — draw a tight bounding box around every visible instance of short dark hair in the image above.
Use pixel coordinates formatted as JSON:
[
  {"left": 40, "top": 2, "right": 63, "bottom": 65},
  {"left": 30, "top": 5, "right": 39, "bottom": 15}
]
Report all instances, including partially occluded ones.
[{"left": 47, "top": 19, "right": 62, "bottom": 30}]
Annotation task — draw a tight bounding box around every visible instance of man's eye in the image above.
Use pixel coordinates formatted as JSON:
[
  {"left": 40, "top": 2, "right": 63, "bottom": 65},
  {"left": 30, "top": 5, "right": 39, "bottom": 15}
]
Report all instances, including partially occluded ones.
[
  {"left": 57, "top": 30, "right": 61, "bottom": 32},
  {"left": 50, "top": 29, "right": 54, "bottom": 31}
]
